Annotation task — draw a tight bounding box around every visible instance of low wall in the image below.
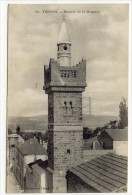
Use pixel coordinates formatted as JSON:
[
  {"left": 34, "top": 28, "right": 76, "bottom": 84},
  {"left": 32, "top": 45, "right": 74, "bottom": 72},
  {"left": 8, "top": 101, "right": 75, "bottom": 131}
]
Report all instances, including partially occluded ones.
[
  {"left": 113, "top": 141, "right": 128, "bottom": 156},
  {"left": 83, "top": 149, "right": 114, "bottom": 161}
]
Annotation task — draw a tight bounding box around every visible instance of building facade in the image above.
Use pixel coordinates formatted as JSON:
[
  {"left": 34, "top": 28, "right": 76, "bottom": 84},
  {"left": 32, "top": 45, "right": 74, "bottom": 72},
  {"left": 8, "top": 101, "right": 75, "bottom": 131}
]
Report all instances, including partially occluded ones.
[
  {"left": 44, "top": 17, "right": 86, "bottom": 192},
  {"left": 13, "top": 139, "right": 47, "bottom": 190},
  {"left": 97, "top": 129, "right": 128, "bottom": 156},
  {"left": 25, "top": 160, "right": 48, "bottom": 193},
  {"left": 7, "top": 133, "right": 19, "bottom": 168}
]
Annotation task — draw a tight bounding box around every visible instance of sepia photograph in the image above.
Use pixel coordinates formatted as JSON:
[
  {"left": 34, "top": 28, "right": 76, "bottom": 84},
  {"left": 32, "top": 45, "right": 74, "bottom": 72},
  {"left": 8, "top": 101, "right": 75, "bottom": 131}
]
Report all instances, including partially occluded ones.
[{"left": 5, "top": 2, "right": 129, "bottom": 193}]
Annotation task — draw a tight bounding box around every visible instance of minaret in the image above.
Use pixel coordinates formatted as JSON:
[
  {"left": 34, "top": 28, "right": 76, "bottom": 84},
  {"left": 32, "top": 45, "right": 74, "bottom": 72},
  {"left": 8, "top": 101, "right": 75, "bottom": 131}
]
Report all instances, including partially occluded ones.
[
  {"left": 44, "top": 16, "right": 87, "bottom": 193},
  {"left": 57, "top": 15, "right": 71, "bottom": 66}
]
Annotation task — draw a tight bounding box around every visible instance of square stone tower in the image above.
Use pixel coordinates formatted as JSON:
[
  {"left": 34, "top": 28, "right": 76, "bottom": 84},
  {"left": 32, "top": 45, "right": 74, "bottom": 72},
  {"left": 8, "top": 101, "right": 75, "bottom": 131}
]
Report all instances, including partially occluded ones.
[{"left": 43, "top": 16, "right": 87, "bottom": 193}]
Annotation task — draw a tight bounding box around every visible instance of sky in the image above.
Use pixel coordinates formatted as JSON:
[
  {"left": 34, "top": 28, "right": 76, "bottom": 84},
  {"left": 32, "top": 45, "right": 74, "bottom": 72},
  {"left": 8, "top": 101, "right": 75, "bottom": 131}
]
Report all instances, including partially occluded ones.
[{"left": 8, "top": 4, "right": 128, "bottom": 117}]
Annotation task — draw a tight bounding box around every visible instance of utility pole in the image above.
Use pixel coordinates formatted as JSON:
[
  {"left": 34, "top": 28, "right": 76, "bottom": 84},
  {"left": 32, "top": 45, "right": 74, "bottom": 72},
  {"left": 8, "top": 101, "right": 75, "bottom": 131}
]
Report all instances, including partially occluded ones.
[
  {"left": 88, "top": 96, "right": 92, "bottom": 115},
  {"left": 83, "top": 96, "right": 92, "bottom": 115}
]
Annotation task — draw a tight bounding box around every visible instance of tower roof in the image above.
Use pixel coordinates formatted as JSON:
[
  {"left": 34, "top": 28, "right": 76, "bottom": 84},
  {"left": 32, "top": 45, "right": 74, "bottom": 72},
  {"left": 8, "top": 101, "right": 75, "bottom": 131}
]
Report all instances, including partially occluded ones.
[{"left": 58, "top": 18, "right": 71, "bottom": 45}]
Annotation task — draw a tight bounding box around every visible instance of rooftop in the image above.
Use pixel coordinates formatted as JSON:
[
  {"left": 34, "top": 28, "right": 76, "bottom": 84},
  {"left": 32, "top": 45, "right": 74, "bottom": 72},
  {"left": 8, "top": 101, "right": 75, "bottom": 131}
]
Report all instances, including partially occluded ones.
[
  {"left": 17, "top": 138, "right": 47, "bottom": 156},
  {"left": 105, "top": 129, "right": 128, "bottom": 141},
  {"left": 7, "top": 133, "right": 19, "bottom": 138},
  {"left": 28, "top": 159, "right": 43, "bottom": 168},
  {"left": 84, "top": 136, "right": 98, "bottom": 142},
  {"left": 28, "top": 159, "right": 48, "bottom": 174},
  {"left": 67, "top": 153, "right": 127, "bottom": 193},
  {"left": 28, "top": 159, "right": 48, "bottom": 170}
]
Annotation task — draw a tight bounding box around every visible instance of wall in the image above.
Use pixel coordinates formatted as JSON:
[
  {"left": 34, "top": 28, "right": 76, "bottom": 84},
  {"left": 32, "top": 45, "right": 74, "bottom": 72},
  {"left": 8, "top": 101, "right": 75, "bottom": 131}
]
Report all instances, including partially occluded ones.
[
  {"left": 14, "top": 146, "right": 47, "bottom": 190},
  {"left": 13, "top": 147, "right": 24, "bottom": 189},
  {"left": 48, "top": 92, "right": 84, "bottom": 170},
  {"left": 8, "top": 135, "right": 18, "bottom": 166},
  {"left": 44, "top": 59, "right": 86, "bottom": 90},
  {"left": 9, "top": 145, "right": 15, "bottom": 167},
  {"left": 8, "top": 135, "right": 18, "bottom": 146},
  {"left": 41, "top": 172, "right": 47, "bottom": 192},
  {"left": 47, "top": 131, "right": 54, "bottom": 170},
  {"left": 54, "top": 92, "right": 82, "bottom": 125},
  {"left": 83, "top": 149, "right": 113, "bottom": 162},
  {"left": 46, "top": 168, "right": 53, "bottom": 193},
  {"left": 58, "top": 43, "right": 71, "bottom": 66},
  {"left": 25, "top": 165, "right": 47, "bottom": 193},
  {"left": 46, "top": 168, "right": 67, "bottom": 193},
  {"left": 113, "top": 141, "right": 128, "bottom": 156},
  {"left": 83, "top": 140, "right": 102, "bottom": 150},
  {"left": 98, "top": 132, "right": 113, "bottom": 149},
  {"left": 25, "top": 166, "right": 34, "bottom": 192},
  {"left": 48, "top": 92, "right": 83, "bottom": 125},
  {"left": 53, "top": 131, "right": 83, "bottom": 170}
]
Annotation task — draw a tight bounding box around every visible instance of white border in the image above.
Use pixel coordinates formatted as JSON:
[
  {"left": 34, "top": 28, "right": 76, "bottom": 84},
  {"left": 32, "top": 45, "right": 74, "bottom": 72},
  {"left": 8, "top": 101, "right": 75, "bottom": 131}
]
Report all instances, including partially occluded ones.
[
  {"left": 0, "top": 1, "right": 132, "bottom": 195},
  {"left": 128, "top": 0, "right": 132, "bottom": 193}
]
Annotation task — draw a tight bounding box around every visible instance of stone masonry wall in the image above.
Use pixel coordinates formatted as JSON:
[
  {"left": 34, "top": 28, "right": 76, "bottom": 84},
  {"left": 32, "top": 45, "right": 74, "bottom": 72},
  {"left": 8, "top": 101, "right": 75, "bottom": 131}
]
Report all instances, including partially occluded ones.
[
  {"left": 54, "top": 131, "right": 83, "bottom": 170},
  {"left": 47, "top": 131, "right": 54, "bottom": 170},
  {"left": 48, "top": 91, "right": 83, "bottom": 170},
  {"left": 48, "top": 93, "right": 54, "bottom": 124},
  {"left": 53, "top": 92, "right": 82, "bottom": 125}
]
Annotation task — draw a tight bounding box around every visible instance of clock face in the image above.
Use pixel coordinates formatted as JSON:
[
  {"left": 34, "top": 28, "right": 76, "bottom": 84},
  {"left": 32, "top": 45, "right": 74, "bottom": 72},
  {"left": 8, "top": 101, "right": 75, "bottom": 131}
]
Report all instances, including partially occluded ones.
[{"left": 63, "top": 45, "right": 67, "bottom": 50}]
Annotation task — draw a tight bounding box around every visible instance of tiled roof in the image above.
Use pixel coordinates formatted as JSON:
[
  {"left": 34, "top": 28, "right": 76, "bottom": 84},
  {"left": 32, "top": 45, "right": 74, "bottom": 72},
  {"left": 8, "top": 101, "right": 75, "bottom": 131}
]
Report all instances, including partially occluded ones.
[
  {"left": 17, "top": 138, "right": 47, "bottom": 155},
  {"left": 67, "top": 153, "right": 127, "bottom": 193},
  {"left": 8, "top": 133, "right": 18, "bottom": 138},
  {"left": 105, "top": 129, "right": 128, "bottom": 141}
]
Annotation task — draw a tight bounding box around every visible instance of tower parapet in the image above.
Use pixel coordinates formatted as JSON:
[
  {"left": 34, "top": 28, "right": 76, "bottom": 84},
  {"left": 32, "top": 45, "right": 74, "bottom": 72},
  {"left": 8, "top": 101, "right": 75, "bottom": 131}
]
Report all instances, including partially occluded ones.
[{"left": 44, "top": 58, "right": 86, "bottom": 93}]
